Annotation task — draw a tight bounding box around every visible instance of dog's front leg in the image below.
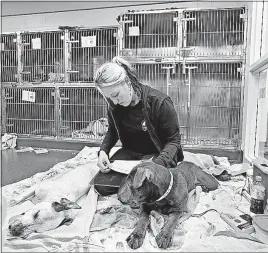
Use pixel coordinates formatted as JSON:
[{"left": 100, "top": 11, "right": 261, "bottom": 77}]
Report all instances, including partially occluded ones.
[
  {"left": 9, "top": 187, "right": 36, "bottom": 207},
  {"left": 155, "top": 211, "right": 185, "bottom": 249},
  {"left": 126, "top": 204, "right": 150, "bottom": 249}
]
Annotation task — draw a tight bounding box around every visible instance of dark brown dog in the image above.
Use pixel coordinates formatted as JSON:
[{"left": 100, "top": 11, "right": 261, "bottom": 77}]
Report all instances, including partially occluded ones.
[{"left": 118, "top": 161, "right": 219, "bottom": 249}]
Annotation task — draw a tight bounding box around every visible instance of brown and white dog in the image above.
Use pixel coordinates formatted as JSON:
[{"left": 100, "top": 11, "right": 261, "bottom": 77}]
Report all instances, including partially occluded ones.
[
  {"left": 7, "top": 163, "right": 98, "bottom": 238},
  {"left": 118, "top": 161, "right": 219, "bottom": 249}
]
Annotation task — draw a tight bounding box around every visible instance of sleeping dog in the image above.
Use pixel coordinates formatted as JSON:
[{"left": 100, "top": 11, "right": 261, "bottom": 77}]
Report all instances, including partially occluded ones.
[
  {"left": 7, "top": 163, "right": 98, "bottom": 238},
  {"left": 118, "top": 161, "right": 219, "bottom": 249}
]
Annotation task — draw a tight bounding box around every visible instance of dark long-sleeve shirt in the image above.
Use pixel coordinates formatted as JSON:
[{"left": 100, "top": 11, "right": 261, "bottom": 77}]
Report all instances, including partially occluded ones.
[{"left": 100, "top": 83, "right": 184, "bottom": 168}]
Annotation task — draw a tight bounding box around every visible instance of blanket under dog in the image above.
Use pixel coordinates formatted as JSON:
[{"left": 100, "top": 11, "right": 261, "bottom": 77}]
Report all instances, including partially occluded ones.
[{"left": 2, "top": 148, "right": 268, "bottom": 252}]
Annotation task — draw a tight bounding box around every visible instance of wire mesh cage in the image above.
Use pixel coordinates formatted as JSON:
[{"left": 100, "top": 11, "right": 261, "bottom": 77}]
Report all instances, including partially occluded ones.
[
  {"left": 69, "top": 27, "right": 117, "bottom": 82},
  {"left": 58, "top": 87, "right": 108, "bottom": 140},
  {"left": 134, "top": 61, "right": 242, "bottom": 147},
  {"left": 20, "top": 31, "right": 65, "bottom": 83},
  {"left": 119, "top": 10, "right": 179, "bottom": 60},
  {"left": 1, "top": 33, "right": 18, "bottom": 83},
  {"left": 181, "top": 8, "right": 246, "bottom": 59},
  {"left": 3, "top": 86, "right": 56, "bottom": 136}
]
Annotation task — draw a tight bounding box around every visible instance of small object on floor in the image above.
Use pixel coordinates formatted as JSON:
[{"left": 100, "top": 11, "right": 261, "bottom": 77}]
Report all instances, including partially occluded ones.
[
  {"left": 214, "top": 230, "right": 264, "bottom": 244},
  {"left": 2, "top": 133, "right": 17, "bottom": 150},
  {"left": 241, "top": 189, "right": 251, "bottom": 203},
  {"left": 250, "top": 176, "right": 265, "bottom": 214},
  {"left": 252, "top": 214, "right": 268, "bottom": 244},
  {"left": 33, "top": 148, "right": 49, "bottom": 154},
  {"left": 220, "top": 212, "right": 255, "bottom": 234},
  {"left": 16, "top": 147, "right": 34, "bottom": 153}
]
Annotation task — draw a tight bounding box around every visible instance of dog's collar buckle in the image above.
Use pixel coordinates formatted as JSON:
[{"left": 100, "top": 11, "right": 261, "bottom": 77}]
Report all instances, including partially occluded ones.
[{"left": 156, "top": 171, "right": 173, "bottom": 202}]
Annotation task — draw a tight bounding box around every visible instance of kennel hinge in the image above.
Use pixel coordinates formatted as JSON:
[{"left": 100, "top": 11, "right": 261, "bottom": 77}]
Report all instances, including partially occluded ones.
[
  {"left": 180, "top": 17, "right": 196, "bottom": 22},
  {"left": 118, "top": 20, "right": 133, "bottom": 24},
  {"left": 66, "top": 40, "right": 79, "bottom": 44},
  {"left": 4, "top": 96, "right": 13, "bottom": 100}
]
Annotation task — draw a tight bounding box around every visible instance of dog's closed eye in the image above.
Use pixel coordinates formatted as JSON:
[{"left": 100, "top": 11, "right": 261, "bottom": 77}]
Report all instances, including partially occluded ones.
[
  {"left": 20, "top": 212, "right": 25, "bottom": 215},
  {"left": 33, "top": 211, "right": 40, "bottom": 220}
]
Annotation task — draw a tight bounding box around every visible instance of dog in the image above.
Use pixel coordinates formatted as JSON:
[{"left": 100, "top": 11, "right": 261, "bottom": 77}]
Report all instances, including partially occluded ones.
[
  {"left": 82, "top": 118, "right": 109, "bottom": 137},
  {"left": 118, "top": 161, "right": 219, "bottom": 249},
  {"left": 7, "top": 163, "right": 98, "bottom": 238}
]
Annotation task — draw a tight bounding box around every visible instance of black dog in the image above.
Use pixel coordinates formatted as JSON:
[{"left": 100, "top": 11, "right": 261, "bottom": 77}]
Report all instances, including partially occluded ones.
[{"left": 118, "top": 161, "right": 219, "bottom": 249}]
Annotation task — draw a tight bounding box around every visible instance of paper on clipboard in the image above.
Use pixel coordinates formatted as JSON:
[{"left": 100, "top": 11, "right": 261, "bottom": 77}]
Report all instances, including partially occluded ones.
[
  {"left": 89, "top": 160, "right": 141, "bottom": 187},
  {"left": 110, "top": 160, "right": 141, "bottom": 174}
]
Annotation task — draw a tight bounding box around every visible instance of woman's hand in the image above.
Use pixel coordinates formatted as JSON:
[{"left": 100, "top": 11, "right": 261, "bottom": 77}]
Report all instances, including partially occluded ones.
[{"left": 97, "top": 150, "right": 112, "bottom": 173}]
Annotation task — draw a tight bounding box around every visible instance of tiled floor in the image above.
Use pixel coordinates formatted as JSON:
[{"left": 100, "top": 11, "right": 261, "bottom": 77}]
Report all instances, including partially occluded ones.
[{"left": 1, "top": 148, "right": 78, "bottom": 186}]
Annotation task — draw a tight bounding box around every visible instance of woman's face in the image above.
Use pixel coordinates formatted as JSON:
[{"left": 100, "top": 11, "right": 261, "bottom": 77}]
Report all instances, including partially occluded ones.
[{"left": 100, "top": 82, "right": 132, "bottom": 107}]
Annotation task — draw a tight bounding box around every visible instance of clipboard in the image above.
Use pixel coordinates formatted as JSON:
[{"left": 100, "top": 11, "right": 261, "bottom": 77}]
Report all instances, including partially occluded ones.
[{"left": 90, "top": 160, "right": 141, "bottom": 187}]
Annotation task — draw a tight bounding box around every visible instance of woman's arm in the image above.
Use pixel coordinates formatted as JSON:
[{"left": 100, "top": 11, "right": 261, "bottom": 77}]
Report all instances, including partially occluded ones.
[
  {"left": 99, "top": 110, "right": 119, "bottom": 157},
  {"left": 153, "top": 98, "right": 183, "bottom": 168}
]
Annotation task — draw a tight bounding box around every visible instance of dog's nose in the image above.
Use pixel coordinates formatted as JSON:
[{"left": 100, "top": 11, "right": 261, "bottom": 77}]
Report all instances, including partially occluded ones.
[
  {"left": 9, "top": 220, "right": 24, "bottom": 236},
  {"left": 130, "top": 200, "right": 140, "bottom": 209}
]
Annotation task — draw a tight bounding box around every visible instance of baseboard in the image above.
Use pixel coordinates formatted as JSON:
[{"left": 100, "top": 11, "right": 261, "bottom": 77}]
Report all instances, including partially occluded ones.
[{"left": 16, "top": 137, "right": 243, "bottom": 162}]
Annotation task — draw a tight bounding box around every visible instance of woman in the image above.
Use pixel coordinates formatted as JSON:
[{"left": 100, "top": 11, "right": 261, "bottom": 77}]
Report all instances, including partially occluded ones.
[{"left": 93, "top": 56, "right": 184, "bottom": 196}]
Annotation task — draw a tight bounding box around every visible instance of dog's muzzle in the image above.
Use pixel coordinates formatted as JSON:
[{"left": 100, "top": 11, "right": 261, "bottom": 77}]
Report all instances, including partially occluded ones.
[{"left": 8, "top": 220, "right": 25, "bottom": 237}]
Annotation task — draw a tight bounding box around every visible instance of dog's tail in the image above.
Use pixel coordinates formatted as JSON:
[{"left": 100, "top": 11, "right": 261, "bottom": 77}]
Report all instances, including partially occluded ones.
[{"left": 196, "top": 170, "right": 219, "bottom": 192}]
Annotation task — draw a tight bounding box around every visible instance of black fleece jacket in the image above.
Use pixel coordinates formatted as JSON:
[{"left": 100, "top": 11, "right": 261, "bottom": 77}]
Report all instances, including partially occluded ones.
[{"left": 99, "top": 83, "right": 184, "bottom": 168}]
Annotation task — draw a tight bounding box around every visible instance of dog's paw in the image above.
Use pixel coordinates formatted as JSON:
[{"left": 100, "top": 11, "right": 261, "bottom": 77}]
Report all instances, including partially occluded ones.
[
  {"left": 155, "top": 230, "right": 173, "bottom": 249},
  {"left": 126, "top": 229, "right": 146, "bottom": 249}
]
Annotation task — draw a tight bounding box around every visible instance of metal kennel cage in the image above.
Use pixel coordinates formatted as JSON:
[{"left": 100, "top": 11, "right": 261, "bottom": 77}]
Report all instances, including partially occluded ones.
[
  {"left": 134, "top": 61, "right": 243, "bottom": 148},
  {"left": 19, "top": 31, "right": 65, "bottom": 83},
  {"left": 118, "top": 9, "right": 179, "bottom": 60},
  {"left": 1, "top": 26, "right": 118, "bottom": 85},
  {"left": 118, "top": 7, "right": 247, "bottom": 62},
  {"left": 180, "top": 7, "right": 247, "bottom": 60},
  {"left": 1, "top": 6, "right": 247, "bottom": 148},
  {"left": 57, "top": 86, "right": 107, "bottom": 140},
  {"left": 1, "top": 33, "right": 18, "bottom": 83},
  {"left": 68, "top": 27, "right": 118, "bottom": 83},
  {"left": 2, "top": 86, "right": 56, "bottom": 136},
  {"left": 2, "top": 84, "right": 108, "bottom": 140}
]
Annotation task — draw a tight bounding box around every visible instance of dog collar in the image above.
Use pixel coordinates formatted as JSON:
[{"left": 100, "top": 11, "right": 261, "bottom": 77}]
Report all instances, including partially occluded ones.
[{"left": 156, "top": 171, "right": 173, "bottom": 202}]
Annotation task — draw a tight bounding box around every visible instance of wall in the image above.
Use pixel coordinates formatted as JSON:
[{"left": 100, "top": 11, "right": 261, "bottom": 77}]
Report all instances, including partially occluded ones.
[{"left": 2, "top": 1, "right": 248, "bottom": 33}]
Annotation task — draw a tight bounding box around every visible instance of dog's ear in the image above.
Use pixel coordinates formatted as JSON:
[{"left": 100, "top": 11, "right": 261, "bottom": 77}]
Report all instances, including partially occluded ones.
[
  {"left": 98, "top": 118, "right": 106, "bottom": 123},
  {"left": 52, "top": 198, "right": 81, "bottom": 212},
  {"left": 133, "top": 168, "right": 154, "bottom": 188},
  {"left": 52, "top": 202, "right": 65, "bottom": 212}
]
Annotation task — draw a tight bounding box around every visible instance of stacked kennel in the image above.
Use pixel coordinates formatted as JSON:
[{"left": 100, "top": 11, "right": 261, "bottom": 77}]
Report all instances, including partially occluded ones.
[
  {"left": 1, "top": 27, "right": 118, "bottom": 140},
  {"left": 1, "top": 7, "right": 247, "bottom": 147},
  {"left": 118, "top": 7, "right": 247, "bottom": 148}
]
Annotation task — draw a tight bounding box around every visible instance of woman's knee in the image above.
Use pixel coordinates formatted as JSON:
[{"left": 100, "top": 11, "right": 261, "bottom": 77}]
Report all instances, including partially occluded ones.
[{"left": 94, "top": 185, "right": 119, "bottom": 196}]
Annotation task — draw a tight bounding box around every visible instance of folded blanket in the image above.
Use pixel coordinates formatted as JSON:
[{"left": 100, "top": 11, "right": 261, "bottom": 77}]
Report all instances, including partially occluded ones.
[{"left": 2, "top": 133, "right": 17, "bottom": 150}]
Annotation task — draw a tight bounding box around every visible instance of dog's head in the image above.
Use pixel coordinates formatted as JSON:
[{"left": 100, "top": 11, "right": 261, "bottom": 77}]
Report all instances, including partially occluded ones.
[
  {"left": 118, "top": 161, "right": 171, "bottom": 207},
  {"left": 7, "top": 198, "right": 81, "bottom": 238}
]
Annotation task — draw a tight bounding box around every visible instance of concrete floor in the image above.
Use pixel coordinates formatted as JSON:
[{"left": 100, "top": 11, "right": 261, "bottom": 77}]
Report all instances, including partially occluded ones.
[{"left": 1, "top": 148, "right": 78, "bottom": 186}]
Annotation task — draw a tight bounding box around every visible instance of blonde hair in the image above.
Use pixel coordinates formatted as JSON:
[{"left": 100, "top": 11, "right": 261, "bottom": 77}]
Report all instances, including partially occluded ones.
[{"left": 94, "top": 57, "right": 140, "bottom": 95}]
